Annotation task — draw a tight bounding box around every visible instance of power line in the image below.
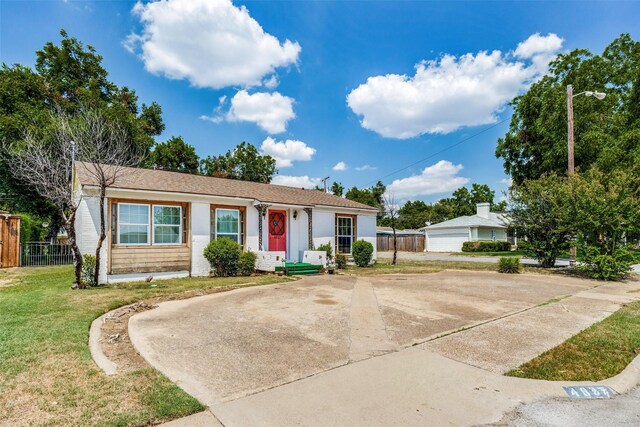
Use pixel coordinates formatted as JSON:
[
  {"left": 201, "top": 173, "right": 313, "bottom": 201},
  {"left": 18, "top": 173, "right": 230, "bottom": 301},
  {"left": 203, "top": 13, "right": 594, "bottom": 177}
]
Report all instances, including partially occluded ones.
[{"left": 361, "top": 118, "right": 510, "bottom": 188}]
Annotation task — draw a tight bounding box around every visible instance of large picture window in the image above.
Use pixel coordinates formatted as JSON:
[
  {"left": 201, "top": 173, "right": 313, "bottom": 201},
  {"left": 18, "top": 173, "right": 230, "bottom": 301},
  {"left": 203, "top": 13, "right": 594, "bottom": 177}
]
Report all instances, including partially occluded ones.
[
  {"left": 116, "top": 202, "right": 184, "bottom": 246},
  {"left": 211, "top": 207, "right": 245, "bottom": 245},
  {"left": 336, "top": 216, "right": 354, "bottom": 254},
  {"left": 118, "top": 203, "right": 150, "bottom": 245},
  {"left": 153, "top": 205, "right": 182, "bottom": 244}
]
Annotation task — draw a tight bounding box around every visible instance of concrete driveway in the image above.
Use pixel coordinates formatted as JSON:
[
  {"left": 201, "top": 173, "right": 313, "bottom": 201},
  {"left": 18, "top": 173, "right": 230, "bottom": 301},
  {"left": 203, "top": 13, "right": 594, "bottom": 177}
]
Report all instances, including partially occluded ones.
[{"left": 129, "top": 272, "right": 640, "bottom": 426}]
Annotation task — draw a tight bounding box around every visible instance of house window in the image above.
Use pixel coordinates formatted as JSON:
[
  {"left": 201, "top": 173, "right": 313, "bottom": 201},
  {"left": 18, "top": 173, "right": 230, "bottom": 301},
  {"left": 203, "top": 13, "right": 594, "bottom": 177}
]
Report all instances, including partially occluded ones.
[
  {"left": 211, "top": 208, "right": 244, "bottom": 245},
  {"left": 116, "top": 202, "right": 184, "bottom": 246},
  {"left": 118, "top": 203, "right": 150, "bottom": 245},
  {"left": 153, "top": 205, "right": 182, "bottom": 245},
  {"left": 336, "top": 216, "right": 354, "bottom": 254},
  {"left": 491, "top": 230, "right": 496, "bottom": 241}
]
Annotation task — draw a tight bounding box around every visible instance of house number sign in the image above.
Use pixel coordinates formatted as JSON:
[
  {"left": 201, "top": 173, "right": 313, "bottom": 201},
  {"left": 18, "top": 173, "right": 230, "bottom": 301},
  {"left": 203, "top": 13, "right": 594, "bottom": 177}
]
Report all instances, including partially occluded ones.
[{"left": 562, "top": 385, "right": 614, "bottom": 399}]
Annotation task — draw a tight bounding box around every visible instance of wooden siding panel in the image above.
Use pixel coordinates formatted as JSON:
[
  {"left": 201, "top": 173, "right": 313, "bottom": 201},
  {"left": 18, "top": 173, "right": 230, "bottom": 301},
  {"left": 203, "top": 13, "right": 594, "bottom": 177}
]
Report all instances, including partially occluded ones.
[{"left": 110, "top": 245, "right": 190, "bottom": 274}]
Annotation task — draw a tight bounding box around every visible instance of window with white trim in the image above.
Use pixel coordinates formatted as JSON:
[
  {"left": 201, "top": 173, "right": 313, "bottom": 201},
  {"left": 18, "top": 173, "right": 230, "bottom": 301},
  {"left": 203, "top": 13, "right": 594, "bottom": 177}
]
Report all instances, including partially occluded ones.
[
  {"left": 213, "top": 208, "right": 242, "bottom": 244},
  {"left": 118, "top": 203, "right": 150, "bottom": 245},
  {"left": 336, "top": 216, "right": 354, "bottom": 254},
  {"left": 153, "top": 205, "right": 182, "bottom": 244}
]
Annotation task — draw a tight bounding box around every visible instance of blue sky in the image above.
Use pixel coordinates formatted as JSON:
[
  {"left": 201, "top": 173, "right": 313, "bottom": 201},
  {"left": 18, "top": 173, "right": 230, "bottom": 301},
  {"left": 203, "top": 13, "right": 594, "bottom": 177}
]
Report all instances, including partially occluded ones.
[{"left": 2, "top": 1, "right": 639, "bottom": 203}]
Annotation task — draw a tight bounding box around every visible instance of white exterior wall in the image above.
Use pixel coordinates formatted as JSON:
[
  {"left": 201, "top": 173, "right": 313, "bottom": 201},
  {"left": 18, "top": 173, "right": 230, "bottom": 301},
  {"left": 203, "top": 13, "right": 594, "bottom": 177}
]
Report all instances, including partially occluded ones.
[
  {"left": 477, "top": 227, "right": 508, "bottom": 242},
  {"left": 75, "top": 189, "right": 108, "bottom": 284},
  {"left": 312, "top": 210, "right": 335, "bottom": 251},
  {"left": 357, "top": 214, "right": 377, "bottom": 260},
  {"left": 190, "top": 202, "right": 211, "bottom": 277},
  {"left": 255, "top": 251, "right": 286, "bottom": 271},
  {"left": 245, "top": 206, "right": 260, "bottom": 253}
]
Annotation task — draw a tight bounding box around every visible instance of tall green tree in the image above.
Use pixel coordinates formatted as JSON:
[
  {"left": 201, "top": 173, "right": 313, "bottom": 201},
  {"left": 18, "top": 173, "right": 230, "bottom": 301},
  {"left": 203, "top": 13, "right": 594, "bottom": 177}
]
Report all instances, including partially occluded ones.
[
  {"left": 0, "top": 29, "right": 164, "bottom": 218},
  {"left": 571, "top": 168, "right": 640, "bottom": 255},
  {"left": 200, "top": 142, "right": 277, "bottom": 183},
  {"left": 509, "top": 175, "right": 574, "bottom": 268},
  {"left": 148, "top": 136, "right": 200, "bottom": 174},
  {"left": 496, "top": 34, "right": 640, "bottom": 184},
  {"left": 330, "top": 181, "right": 344, "bottom": 197},
  {"left": 345, "top": 181, "right": 386, "bottom": 217}
]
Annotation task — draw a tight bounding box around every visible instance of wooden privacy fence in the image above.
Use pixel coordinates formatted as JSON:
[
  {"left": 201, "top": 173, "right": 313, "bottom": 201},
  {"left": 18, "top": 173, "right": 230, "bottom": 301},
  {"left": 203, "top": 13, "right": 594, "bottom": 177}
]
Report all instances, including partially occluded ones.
[
  {"left": 0, "top": 213, "right": 21, "bottom": 268},
  {"left": 377, "top": 235, "right": 425, "bottom": 252}
]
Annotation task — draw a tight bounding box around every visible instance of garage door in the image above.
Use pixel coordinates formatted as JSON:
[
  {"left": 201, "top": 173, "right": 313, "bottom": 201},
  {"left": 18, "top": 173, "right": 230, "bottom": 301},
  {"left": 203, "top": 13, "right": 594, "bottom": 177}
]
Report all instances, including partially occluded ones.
[{"left": 427, "top": 232, "right": 469, "bottom": 252}]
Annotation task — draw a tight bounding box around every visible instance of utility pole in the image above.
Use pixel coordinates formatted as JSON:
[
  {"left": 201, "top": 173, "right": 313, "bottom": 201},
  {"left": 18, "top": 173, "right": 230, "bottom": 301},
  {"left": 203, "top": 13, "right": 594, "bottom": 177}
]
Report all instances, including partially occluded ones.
[
  {"left": 322, "top": 176, "right": 330, "bottom": 193},
  {"left": 567, "top": 85, "right": 575, "bottom": 176}
]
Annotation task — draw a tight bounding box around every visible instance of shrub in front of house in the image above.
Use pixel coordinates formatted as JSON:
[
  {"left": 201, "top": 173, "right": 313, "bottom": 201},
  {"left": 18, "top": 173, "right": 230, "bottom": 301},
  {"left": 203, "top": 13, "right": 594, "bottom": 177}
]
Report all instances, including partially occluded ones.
[
  {"left": 204, "top": 238, "right": 241, "bottom": 277},
  {"left": 238, "top": 251, "right": 257, "bottom": 276},
  {"left": 352, "top": 240, "right": 374, "bottom": 267},
  {"left": 462, "top": 241, "right": 511, "bottom": 252},
  {"left": 498, "top": 256, "right": 521, "bottom": 274},
  {"left": 579, "top": 246, "right": 633, "bottom": 280},
  {"left": 316, "top": 242, "right": 333, "bottom": 259},
  {"left": 81, "top": 254, "right": 97, "bottom": 287},
  {"left": 335, "top": 254, "right": 347, "bottom": 269}
]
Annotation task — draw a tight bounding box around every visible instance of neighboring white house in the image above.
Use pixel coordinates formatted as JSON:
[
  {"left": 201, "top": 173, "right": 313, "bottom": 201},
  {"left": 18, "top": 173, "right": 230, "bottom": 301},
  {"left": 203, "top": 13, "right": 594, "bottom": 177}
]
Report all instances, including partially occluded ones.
[
  {"left": 424, "top": 203, "right": 510, "bottom": 252},
  {"left": 73, "top": 162, "right": 378, "bottom": 284}
]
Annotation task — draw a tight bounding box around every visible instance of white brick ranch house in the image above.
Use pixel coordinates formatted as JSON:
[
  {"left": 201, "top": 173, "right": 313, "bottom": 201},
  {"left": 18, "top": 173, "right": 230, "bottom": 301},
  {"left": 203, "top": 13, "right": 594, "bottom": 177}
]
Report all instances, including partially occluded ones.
[{"left": 73, "top": 162, "right": 378, "bottom": 284}]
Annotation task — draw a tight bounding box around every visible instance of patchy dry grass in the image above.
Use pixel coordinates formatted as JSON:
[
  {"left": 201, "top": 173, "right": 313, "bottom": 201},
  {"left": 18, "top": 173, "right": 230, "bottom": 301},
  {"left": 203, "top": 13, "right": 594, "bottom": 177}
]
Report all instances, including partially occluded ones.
[
  {"left": 0, "top": 266, "right": 289, "bottom": 426},
  {"left": 450, "top": 250, "right": 529, "bottom": 257},
  {"left": 343, "top": 258, "right": 499, "bottom": 276},
  {"left": 507, "top": 299, "right": 640, "bottom": 381}
]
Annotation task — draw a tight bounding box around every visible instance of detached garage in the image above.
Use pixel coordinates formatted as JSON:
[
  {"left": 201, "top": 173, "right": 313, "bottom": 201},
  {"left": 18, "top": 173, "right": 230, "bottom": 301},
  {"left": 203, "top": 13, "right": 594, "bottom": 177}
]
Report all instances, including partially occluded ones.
[{"left": 425, "top": 203, "right": 509, "bottom": 252}]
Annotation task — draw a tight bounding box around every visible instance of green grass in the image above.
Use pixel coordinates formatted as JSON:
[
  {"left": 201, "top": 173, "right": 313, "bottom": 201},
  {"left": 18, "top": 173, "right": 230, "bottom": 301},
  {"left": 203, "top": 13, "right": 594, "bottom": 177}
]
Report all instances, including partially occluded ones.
[
  {"left": 451, "top": 250, "right": 529, "bottom": 257},
  {"left": 0, "top": 266, "right": 288, "bottom": 426},
  {"left": 344, "top": 258, "right": 500, "bottom": 276},
  {"left": 506, "top": 299, "right": 640, "bottom": 381}
]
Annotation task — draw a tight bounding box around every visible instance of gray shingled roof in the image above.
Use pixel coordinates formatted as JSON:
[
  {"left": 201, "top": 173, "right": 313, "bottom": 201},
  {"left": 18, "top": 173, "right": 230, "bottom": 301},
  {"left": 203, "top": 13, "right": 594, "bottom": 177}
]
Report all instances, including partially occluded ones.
[
  {"left": 425, "top": 212, "right": 509, "bottom": 230},
  {"left": 75, "top": 162, "right": 378, "bottom": 211}
]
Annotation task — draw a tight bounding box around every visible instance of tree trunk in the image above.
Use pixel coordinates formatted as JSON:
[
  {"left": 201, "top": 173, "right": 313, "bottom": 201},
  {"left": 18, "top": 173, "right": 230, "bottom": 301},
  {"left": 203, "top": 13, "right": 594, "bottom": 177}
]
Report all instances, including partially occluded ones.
[
  {"left": 64, "top": 210, "right": 84, "bottom": 288},
  {"left": 392, "top": 224, "right": 398, "bottom": 265},
  {"left": 93, "top": 186, "right": 107, "bottom": 286}
]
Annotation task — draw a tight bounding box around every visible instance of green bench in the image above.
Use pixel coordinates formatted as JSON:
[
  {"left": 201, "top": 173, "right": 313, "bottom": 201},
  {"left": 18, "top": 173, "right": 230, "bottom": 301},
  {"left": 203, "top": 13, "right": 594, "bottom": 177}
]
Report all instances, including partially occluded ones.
[{"left": 275, "top": 262, "right": 323, "bottom": 276}]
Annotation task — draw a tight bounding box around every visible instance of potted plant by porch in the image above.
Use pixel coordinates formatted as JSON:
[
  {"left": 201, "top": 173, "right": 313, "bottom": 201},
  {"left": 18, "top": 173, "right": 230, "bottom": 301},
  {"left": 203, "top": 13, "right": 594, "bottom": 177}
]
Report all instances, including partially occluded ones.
[{"left": 326, "top": 258, "right": 337, "bottom": 274}]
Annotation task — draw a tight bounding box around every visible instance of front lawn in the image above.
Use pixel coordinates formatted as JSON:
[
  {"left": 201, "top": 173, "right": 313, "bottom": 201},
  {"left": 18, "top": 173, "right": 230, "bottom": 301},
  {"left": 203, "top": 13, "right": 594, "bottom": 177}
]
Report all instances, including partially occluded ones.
[
  {"left": 451, "top": 250, "right": 529, "bottom": 257},
  {"left": 345, "top": 258, "right": 498, "bottom": 275},
  {"left": 506, "top": 298, "right": 640, "bottom": 381},
  {"left": 0, "top": 266, "right": 287, "bottom": 426}
]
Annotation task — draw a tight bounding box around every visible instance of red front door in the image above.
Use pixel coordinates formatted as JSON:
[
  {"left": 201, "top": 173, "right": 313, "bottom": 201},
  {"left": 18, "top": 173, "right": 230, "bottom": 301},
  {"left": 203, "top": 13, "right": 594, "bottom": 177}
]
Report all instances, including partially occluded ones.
[{"left": 268, "top": 210, "right": 287, "bottom": 252}]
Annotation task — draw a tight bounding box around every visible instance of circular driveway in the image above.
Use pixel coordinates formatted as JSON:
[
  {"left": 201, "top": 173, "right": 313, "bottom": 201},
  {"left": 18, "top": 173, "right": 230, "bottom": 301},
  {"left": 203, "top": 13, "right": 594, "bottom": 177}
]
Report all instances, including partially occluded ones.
[{"left": 128, "top": 271, "right": 608, "bottom": 408}]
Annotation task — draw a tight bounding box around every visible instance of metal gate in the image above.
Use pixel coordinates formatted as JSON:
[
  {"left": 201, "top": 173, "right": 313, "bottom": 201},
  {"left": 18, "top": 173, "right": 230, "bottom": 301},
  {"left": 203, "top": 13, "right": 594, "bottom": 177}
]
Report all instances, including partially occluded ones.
[
  {"left": 20, "top": 242, "right": 74, "bottom": 267},
  {"left": 0, "top": 213, "right": 21, "bottom": 268}
]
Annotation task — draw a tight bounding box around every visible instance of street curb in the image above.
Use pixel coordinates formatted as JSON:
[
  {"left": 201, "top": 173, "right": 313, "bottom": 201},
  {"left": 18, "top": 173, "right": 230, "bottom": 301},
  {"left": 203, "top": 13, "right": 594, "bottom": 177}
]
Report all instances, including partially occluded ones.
[
  {"left": 602, "top": 354, "right": 640, "bottom": 394},
  {"left": 89, "top": 312, "right": 118, "bottom": 375}
]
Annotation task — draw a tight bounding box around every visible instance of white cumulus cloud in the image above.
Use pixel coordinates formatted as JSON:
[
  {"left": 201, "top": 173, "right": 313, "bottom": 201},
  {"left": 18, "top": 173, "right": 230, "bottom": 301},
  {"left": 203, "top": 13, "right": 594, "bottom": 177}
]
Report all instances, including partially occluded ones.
[
  {"left": 347, "top": 33, "right": 563, "bottom": 139},
  {"left": 500, "top": 177, "right": 513, "bottom": 186},
  {"left": 260, "top": 137, "right": 316, "bottom": 168},
  {"left": 272, "top": 175, "right": 320, "bottom": 189},
  {"left": 332, "top": 161, "right": 348, "bottom": 171},
  {"left": 127, "top": 0, "right": 301, "bottom": 89},
  {"left": 386, "top": 160, "right": 469, "bottom": 199},
  {"left": 356, "top": 165, "right": 376, "bottom": 171},
  {"left": 201, "top": 90, "right": 295, "bottom": 133}
]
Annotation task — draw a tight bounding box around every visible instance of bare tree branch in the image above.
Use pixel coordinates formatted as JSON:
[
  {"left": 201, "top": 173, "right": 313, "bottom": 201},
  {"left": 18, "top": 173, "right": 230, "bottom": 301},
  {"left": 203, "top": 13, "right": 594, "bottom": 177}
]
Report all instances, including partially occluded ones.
[{"left": 384, "top": 192, "right": 399, "bottom": 265}]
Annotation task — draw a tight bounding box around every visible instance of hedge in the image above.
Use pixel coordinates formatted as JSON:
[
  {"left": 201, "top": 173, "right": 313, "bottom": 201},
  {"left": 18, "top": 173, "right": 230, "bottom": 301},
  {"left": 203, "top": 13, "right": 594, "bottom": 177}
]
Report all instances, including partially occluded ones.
[{"left": 462, "top": 240, "right": 511, "bottom": 252}]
